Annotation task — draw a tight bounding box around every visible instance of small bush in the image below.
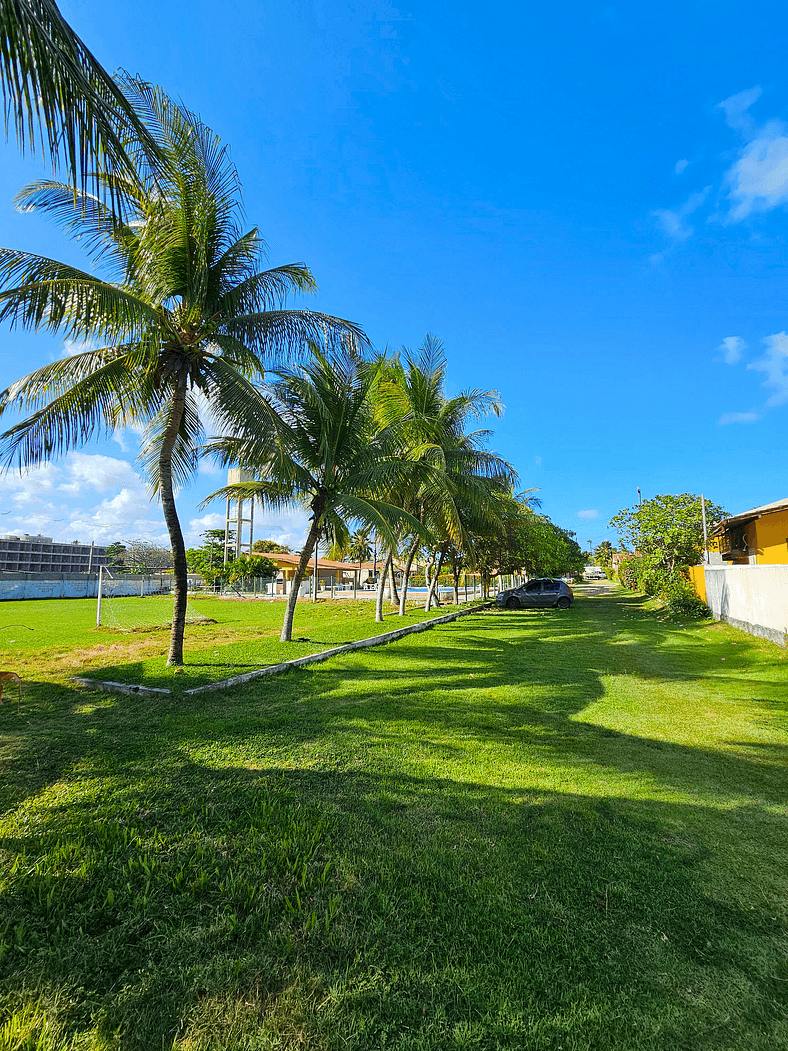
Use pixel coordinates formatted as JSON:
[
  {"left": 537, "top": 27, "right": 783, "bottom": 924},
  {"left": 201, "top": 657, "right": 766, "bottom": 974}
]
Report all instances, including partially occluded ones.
[
  {"left": 618, "top": 558, "right": 639, "bottom": 590},
  {"left": 660, "top": 576, "right": 711, "bottom": 618}
]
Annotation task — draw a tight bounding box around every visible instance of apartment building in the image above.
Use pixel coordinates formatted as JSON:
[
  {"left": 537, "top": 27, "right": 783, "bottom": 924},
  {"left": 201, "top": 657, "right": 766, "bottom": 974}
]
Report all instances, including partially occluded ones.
[{"left": 0, "top": 534, "right": 108, "bottom": 574}]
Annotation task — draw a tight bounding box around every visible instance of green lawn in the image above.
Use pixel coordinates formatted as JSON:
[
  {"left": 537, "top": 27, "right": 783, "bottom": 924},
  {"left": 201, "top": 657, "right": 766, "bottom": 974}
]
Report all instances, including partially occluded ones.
[
  {"left": 0, "top": 595, "right": 455, "bottom": 690},
  {"left": 0, "top": 589, "right": 787, "bottom": 1049}
]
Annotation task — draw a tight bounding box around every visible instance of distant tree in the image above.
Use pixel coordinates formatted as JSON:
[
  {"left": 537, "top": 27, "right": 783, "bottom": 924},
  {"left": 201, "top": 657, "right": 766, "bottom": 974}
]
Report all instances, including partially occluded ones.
[
  {"left": 206, "top": 347, "right": 418, "bottom": 642},
  {"left": 593, "top": 540, "right": 613, "bottom": 566},
  {"left": 225, "top": 553, "right": 276, "bottom": 585},
  {"left": 610, "top": 494, "right": 725, "bottom": 576},
  {"left": 473, "top": 500, "right": 585, "bottom": 584},
  {"left": 185, "top": 529, "right": 234, "bottom": 584},
  {"left": 105, "top": 541, "right": 127, "bottom": 570},
  {"left": 347, "top": 529, "right": 372, "bottom": 567},
  {"left": 252, "top": 539, "right": 293, "bottom": 554},
  {"left": 123, "top": 540, "right": 173, "bottom": 573}
]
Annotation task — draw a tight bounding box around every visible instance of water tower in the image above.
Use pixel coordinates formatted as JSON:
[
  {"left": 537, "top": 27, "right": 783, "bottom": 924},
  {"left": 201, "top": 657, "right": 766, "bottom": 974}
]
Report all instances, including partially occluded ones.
[{"left": 223, "top": 467, "right": 255, "bottom": 563}]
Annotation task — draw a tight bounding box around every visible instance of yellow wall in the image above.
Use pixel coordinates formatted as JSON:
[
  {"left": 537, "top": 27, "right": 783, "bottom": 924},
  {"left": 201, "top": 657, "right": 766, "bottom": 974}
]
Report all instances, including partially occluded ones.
[
  {"left": 688, "top": 565, "right": 706, "bottom": 603},
  {"left": 747, "top": 509, "right": 788, "bottom": 565}
]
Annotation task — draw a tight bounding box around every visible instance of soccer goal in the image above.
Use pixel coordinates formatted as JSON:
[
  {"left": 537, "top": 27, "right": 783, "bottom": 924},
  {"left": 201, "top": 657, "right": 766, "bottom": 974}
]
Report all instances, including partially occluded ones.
[{"left": 96, "top": 566, "right": 212, "bottom": 632}]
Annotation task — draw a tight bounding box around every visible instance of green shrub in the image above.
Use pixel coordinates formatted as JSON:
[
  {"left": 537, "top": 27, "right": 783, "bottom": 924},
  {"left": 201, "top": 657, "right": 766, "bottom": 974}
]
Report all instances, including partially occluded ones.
[
  {"left": 660, "top": 575, "right": 711, "bottom": 618},
  {"left": 618, "top": 558, "right": 639, "bottom": 590}
]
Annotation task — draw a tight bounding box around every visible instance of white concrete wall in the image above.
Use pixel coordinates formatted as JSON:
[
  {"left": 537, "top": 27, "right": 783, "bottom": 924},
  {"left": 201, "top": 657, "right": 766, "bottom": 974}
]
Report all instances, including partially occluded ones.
[
  {"left": 704, "top": 564, "right": 788, "bottom": 646},
  {"left": 0, "top": 574, "right": 169, "bottom": 601}
]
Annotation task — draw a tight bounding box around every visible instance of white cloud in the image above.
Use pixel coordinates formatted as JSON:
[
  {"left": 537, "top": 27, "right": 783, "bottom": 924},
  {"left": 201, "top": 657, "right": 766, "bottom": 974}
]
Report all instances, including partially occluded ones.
[
  {"left": 64, "top": 485, "right": 167, "bottom": 545},
  {"left": 748, "top": 331, "right": 788, "bottom": 407},
  {"left": 534, "top": 455, "right": 542, "bottom": 466},
  {"left": 0, "top": 452, "right": 167, "bottom": 544},
  {"left": 187, "top": 513, "right": 227, "bottom": 546},
  {"left": 198, "top": 460, "right": 222, "bottom": 476},
  {"left": 253, "top": 507, "right": 311, "bottom": 551},
  {"left": 652, "top": 186, "right": 710, "bottom": 241},
  {"left": 717, "top": 335, "right": 746, "bottom": 365},
  {"left": 718, "top": 88, "right": 788, "bottom": 220},
  {"left": 58, "top": 452, "right": 141, "bottom": 495},
  {"left": 674, "top": 158, "right": 689, "bottom": 175},
  {"left": 1, "top": 462, "right": 60, "bottom": 504},
  {"left": 718, "top": 410, "right": 761, "bottom": 425},
  {"left": 577, "top": 509, "right": 599, "bottom": 521},
  {"left": 718, "top": 87, "right": 763, "bottom": 134}
]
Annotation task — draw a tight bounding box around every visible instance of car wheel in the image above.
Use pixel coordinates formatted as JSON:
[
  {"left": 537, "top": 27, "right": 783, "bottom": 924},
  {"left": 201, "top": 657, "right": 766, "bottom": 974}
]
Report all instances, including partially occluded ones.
[
  {"left": 505, "top": 596, "right": 519, "bottom": 610},
  {"left": 556, "top": 596, "right": 571, "bottom": 610}
]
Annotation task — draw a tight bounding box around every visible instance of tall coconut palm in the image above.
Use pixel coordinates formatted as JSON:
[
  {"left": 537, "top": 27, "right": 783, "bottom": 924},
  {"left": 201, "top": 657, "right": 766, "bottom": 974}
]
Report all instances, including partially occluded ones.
[
  {"left": 1, "top": 0, "right": 159, "bottom": 192},
  {"left": 373, "top": 335, "right": 516, "bottom": 615},
  {"left": 0, "top": 78, "right": 363, "bottom": 665},
  {"left": 204, "top": 347, "right": 420, "bottom": 642}
]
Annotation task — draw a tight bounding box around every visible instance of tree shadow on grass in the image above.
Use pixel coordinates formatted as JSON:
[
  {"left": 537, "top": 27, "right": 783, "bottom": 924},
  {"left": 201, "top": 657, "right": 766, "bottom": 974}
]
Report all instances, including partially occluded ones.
[{"left": 0, "top": 761, "right": 786, "bottom": 1050}]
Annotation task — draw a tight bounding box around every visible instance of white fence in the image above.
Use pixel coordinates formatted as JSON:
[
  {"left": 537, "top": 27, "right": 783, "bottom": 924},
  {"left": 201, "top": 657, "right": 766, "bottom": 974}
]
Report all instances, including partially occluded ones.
[
  {"left": 0, "top": 573, "right": 173, "bottom": 601},
  {"left": 703, "top": 564, "right": 788, "bottom": 647}
]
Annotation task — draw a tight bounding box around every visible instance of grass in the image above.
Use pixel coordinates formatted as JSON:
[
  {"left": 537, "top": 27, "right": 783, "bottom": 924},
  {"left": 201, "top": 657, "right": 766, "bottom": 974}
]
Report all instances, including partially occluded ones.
[
  {"left": 0, "top": 588, "right": 787, "bottom": 1049},
  {"left": 0, "top": 595, "right": 456, "bottom": 690}
]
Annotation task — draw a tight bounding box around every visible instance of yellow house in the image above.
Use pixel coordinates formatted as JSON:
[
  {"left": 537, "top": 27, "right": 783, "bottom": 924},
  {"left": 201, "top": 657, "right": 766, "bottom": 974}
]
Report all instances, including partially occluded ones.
[{"left": 708, "top": 498, "right": 788, "bottom": 565}]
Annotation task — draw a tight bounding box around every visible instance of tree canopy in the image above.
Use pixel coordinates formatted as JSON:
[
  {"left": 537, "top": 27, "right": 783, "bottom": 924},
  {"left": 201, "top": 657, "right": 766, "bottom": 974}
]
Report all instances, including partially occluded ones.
[{"left": 610, "top": 494, "right": 726, "bottom": 574}]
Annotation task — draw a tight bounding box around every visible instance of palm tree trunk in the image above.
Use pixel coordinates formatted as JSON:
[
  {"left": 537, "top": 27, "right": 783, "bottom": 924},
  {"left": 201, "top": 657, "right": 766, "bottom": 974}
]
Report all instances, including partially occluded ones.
[
  {"left": 425, "top": 549, "right": 446, "bottom": 611},
  {"left": 388, "top": 551, "right": 399, "bottom": 606},
  {"left": 398, "top": 536, "right": 420, "bottom": 615},
  {"left": 375, "top": 551, "right": 392, "bottom": 623},
  {"left": 423, "top": 551, "right": 436, "bottom": 609},
  {"left": 281, "top": 517, "right": 322, "bottom": 642},
  {"left": 160, "top": 382, "right": 189, "bottom": 667},
  {"left": 452, "top": 564, "right": 460, "bottom": 605}
]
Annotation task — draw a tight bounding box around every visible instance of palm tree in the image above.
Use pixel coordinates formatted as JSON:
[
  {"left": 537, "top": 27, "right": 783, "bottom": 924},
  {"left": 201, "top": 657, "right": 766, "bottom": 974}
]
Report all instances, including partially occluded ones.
[
  {"left": 347, "top": 528, "right": 372, "bottom": 579},
  {"left": 373, "top": 335, "right": 516, "bottom": 615},
  {"left": 0, "top": 79, "right": 362, "bottom": 665},
  {"left": 1, "top": 0, "right": 159, "bottom": 192},
  {"left": 204, "top": 347, "right": 419, "bottom": 642}
]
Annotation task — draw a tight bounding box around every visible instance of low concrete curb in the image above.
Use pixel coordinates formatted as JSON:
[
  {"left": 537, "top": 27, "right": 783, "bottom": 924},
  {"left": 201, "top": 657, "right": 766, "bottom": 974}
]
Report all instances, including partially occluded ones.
[
  {"left": 70, "top": 677, "right": 171, "bottom": 697},
  {"left": 71, "top": 601, "right": 492, "bottom": 699}
]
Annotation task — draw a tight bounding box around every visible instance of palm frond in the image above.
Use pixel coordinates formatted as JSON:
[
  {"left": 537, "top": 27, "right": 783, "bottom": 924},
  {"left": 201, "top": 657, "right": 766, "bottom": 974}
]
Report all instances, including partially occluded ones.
[
  {"left": 222, "top": 310, "right": 367, "bottom": 362},
  {"left": 215, "top": 262, "right": 318, "bottom": 317},
  {"left": 0, "top": 342, "right": 147, "bottom": 411},
  {"left": 14, "top": 180, "right": 138, "bottom": 279},
  {"left": 0, "top": 248, "right": 158, "bottom": 341},
  {"left": 0, "top": 351, "right": 161, "bottom": 468},
  {"left": 0, "top": 0, "right": 157, "bottom": 192}
]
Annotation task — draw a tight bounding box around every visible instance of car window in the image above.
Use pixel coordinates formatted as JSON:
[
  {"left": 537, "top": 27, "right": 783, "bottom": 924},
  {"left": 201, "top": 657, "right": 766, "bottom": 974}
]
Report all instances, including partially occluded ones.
[
  {"left": 524, "top": 580, "right": 541, "bottom": 593},
  {"left": 543, "top": 580, "right": 560, "bottom": 592}
]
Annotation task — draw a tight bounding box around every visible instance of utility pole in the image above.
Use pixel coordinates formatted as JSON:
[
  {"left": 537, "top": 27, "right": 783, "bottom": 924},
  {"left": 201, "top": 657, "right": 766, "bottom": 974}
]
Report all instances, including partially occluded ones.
[
  {"left": 637, "top": 487, "right": 642, "bottom": 505},
  {"left": 701, "top": 493, "right": 709, "bottom": 564}
]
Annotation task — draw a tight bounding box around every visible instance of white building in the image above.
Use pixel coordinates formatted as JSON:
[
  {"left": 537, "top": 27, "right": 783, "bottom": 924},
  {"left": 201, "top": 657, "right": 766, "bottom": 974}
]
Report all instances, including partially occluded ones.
[{"left": 0, "top": 534, "right": 107, "bottom": 574}]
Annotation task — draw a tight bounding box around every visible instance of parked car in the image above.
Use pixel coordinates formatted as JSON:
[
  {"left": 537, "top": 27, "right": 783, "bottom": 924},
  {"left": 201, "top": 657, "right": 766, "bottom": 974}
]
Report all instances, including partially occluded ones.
[
  {"left": 583, "top": 566, "right": 607, "bottom": 580},
  {"left": 494, "top": 577, "right": 574, "bottom": 610}
]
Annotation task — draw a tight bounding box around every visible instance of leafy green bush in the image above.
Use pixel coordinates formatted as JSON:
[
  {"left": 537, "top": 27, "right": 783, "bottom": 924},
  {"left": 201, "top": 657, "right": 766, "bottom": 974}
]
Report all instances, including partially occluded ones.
[
  {"left": 660, "top": 575, "right": 711, "bottom": 618},
  {"left": 617, "top": 558, "right": 639, "bottom": 590},
  {"left": 639, "top": 563, "right": 673, "bottom": 598}
]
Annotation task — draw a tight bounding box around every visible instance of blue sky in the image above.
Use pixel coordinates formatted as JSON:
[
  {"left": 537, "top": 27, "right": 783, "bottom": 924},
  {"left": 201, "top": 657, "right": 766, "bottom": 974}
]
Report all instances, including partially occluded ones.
[{"left": 1, "top": 0, "right": 787, "bottom": 552}]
